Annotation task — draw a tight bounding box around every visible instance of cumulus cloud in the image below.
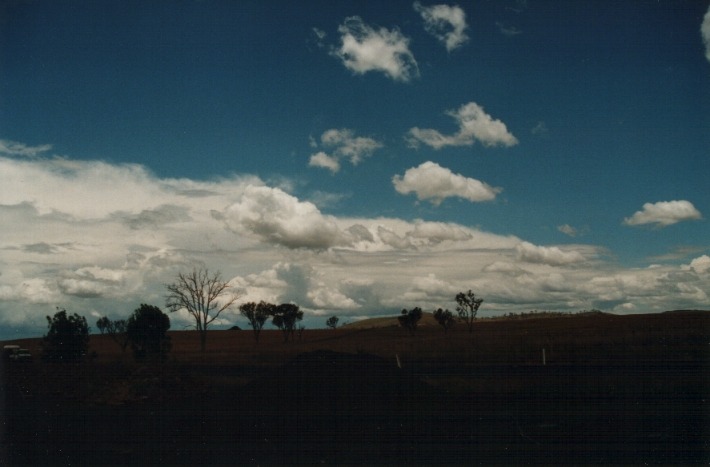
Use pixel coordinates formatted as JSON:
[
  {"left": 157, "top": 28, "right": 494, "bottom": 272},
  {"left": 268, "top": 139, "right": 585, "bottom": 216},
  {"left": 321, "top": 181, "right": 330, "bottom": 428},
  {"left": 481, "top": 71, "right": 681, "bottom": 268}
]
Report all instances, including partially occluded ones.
[
  {"left": 515, "top": 241, "right": 586, "bottom": 266},
  {"left": 703, "top": 5, "right": 710, "bottom": 62},
  {"left": 309, "top": 129, "right": 383, "bottom": 173},
  {"left": 1, "top": 142, "right": 709, "bottom": 337},
  {"left": 393, "top": 161, "right": 501, "bottom": 205},
  {"left": 332, "top": 16, "right": 419, "bottom": 82},
  {"left": 309, "top": 151, "right": 340, "bottom": 173},
  {"left": 623, "top": 200, "right": 702, "bottom": 227},
  {"left": 684, "top": 255, "right": 710, "bottom": 274},
  {"left": 220, "top": 185, "right": 344, "bottom": 250},
  {"left": 407, "top": 102, "right": 518, "bottom": 149},
  {"left": 414, "top": 2, "right": 469, "bottom": 51}
]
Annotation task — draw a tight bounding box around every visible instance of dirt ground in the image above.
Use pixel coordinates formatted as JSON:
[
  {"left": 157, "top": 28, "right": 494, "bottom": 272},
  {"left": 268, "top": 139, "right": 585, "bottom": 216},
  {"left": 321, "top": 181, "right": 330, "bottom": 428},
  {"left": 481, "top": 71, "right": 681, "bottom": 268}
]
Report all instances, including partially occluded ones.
[{"left": 2, "top": 311, "right": 709, "bottom": 465}]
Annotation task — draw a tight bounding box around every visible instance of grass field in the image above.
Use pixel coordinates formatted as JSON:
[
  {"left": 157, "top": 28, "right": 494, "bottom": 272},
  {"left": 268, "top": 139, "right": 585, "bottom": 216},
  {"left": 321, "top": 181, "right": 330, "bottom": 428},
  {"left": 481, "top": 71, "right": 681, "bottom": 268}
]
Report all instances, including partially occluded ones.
[{"left": 2, "top": 311, "right": 709, "bottom": 464}]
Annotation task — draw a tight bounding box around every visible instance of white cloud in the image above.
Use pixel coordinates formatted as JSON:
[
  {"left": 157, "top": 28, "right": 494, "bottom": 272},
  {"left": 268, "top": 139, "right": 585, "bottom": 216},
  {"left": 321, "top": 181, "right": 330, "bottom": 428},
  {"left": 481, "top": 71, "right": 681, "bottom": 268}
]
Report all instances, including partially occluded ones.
[
  {"left": 1, "top": 144, "right": 708, "bottom": 337},
  {"left": 623, "top": 200, "right": 702, "bottom": 227},
  {"left": 702, "top": 4, "right": 710, "bottom": 62},
  {"left": 393, "top": 161, "right": 501, "bottom": 205},
  {"left": 684, "top": 255, "right": 710, "bottom": 274},
  {"left": 309, "top": 129, "right": 383, "bottom": 173},
  {"left": 407, "top": 102, "right": 518, "bottom": 149},
  {"left": 0, "top": 139, "right": 53, "bottom": 157},
  {"left": 309, "top": 151, "right": 340, "bottom": 173},
  {"left": 515, "top": 241, "right": 586, "bottom": 266},
  {"left": 414, "top": 2, "right": 469, "bottom": 51},
  {"left": 332, "top": 16, "right": 419, "bottom": 82},
  {"left": 220, "top": 185, "right": 344, "bottom": 250},
  {"left": 557, "top": 224, "right": 578, "bottom": 237},
  {"left": 308, "top": 285, "right": 360, "bottom": 310}
]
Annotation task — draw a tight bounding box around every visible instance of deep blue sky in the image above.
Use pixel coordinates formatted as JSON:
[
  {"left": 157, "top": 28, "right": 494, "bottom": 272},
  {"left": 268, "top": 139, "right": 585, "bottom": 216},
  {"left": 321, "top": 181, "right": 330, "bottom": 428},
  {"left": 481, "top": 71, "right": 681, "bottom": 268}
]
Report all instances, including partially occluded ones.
[{"left": 0, "top": 0, "right": 708, "bottom": 338}]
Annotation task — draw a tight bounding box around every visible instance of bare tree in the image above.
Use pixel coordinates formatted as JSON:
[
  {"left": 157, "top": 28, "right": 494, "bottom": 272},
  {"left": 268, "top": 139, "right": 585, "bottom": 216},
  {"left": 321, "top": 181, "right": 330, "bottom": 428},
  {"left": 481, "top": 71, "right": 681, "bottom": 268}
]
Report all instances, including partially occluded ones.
[
  {"left": 455, "top": 290, "right": 483, "bottom": 333},
  {"left": 165, "top": 268, "right": 241, "bottom": 351},
  {"left": 96, "top": 316, "right": 130, "bottom": 352},
  {"left": 239, "top": 301, "right": 274, "bottom": 344}
]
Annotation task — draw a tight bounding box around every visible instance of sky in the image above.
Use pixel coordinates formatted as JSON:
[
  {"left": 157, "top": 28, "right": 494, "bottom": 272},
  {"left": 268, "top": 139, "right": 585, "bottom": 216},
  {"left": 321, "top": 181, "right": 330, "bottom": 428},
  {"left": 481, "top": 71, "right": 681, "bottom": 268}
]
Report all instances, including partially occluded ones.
[{"left": 0, "top": 0, "right": 709, "bottom": 339}]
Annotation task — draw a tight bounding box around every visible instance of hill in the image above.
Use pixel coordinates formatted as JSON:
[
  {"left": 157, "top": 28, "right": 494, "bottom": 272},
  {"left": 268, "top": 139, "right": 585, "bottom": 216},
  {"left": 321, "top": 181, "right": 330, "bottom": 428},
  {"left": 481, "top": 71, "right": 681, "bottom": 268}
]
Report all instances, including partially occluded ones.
[
  {"left": 341, "top": 312, "right": 439, "bottom": 329},
  {"left": 2, "top": 310, "right": 709, "bottom": 464}
]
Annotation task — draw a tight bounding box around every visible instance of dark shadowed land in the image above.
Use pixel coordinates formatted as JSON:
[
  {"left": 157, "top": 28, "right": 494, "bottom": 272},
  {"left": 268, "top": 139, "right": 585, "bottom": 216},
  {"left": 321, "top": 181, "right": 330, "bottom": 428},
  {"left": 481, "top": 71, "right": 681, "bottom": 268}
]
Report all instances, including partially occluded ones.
[{"left": 2, "top": 311, "right": 709, "bottom": 465}]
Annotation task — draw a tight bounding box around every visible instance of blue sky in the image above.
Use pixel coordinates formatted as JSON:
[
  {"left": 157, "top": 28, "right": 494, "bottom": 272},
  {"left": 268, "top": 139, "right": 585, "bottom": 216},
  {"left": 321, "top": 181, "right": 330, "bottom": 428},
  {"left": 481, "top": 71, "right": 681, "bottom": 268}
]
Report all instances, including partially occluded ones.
[{"left": 1, "top": 0, "right": 709, "bottom": 339}]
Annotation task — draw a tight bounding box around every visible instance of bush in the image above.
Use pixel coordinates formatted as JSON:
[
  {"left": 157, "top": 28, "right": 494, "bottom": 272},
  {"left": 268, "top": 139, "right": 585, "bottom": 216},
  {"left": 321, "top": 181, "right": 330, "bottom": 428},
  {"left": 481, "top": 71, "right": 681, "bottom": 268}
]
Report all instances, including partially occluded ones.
[
  {"left": 126, "top": 304, "right": 171, "bottom": 361},
  {"left": 42, "top": 308, "right": 90, "bottom": 362}
]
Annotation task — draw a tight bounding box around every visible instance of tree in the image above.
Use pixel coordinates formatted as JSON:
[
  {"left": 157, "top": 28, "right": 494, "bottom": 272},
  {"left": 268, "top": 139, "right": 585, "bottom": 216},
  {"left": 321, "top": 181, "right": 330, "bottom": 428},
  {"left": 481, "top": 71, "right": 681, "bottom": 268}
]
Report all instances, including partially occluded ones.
[
  {"left": 42, "top": 308, "right": 90, "bottom": 362},
  {"left": 239, "top": 301, "right": 274, "bottom": 344},
  {"left": 96, "top": 316, "right": 130, "bottom": 352},
  {"left": 165, "top": 267, "right": 242, "bottom": 351},
  {"left": 126, "top": 304, "right": 171, "bottom": 361},
  {"left": 455, "top": 290, "right": 483, "bottom": 333},
  {"left": 326, "top": 316, "right": 339, "bottom": 330},
  {"left": 271, "top": 303, "right": 303, "bottom": 342},
  {"left": 433, "top": 308, "right": 456, "bottom": 333},
  {"left": 398, "top": 307, "right": 423, "bottom": 336}
]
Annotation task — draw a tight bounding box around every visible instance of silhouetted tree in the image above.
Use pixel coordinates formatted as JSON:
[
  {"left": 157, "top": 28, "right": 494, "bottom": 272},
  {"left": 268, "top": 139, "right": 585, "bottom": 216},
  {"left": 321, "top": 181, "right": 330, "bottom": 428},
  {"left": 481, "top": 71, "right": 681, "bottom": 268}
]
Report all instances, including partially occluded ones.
[
  {"left": 455, "top": 290, "right": 483, "bottom": 333},
  {"left": 433, "top": 308, "right": 456, "bottom": 333},
  {"left": 326, "top": 316, "right": 339, "bottom": 330},
  {"left": 96, "top": 316, "right": 130, "bottom": 352},
  {"left": 240, "top": 301, "right": 274, "bottom": 343},
  {"left": 271, "top": 303, "right": 303, "bottom": 342},
  {"left": 166, "top": 268, "right": 242, "bottom": 351},
  {"left": 398, "top": 307, "right": 423, "bottom": 336},
  {"left": 42, "top": 308, "right": 90, "bottom": 362},
  {"left": 126, "top": 304, "right": 171, "bottom": 361}
]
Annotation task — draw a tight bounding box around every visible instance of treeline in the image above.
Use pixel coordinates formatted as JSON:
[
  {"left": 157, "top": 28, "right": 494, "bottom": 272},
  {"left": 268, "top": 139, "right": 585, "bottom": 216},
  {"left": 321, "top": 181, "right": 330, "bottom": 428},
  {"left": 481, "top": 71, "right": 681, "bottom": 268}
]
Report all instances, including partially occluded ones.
[
  {"left": 495, "top": 309, "right": 604, "bottom": 320},
  {"left": 43, "top": 304, "right": 171, "bottom": 362}
]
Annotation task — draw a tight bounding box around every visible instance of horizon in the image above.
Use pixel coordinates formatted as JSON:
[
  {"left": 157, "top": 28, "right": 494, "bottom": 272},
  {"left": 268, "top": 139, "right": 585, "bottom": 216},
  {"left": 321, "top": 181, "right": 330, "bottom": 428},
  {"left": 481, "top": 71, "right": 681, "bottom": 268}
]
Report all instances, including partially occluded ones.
[{"left": 1, "top": 0, "right": 709, "bottom": 341}]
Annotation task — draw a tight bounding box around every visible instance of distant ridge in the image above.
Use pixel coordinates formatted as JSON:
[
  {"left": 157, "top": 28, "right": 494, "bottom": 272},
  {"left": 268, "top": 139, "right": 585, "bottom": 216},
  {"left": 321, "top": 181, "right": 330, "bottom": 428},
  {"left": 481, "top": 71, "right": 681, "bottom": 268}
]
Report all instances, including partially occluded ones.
[
  {"left": 662, "top": 309, "right": 710, "bottom": 314},
  {"left": 341, "top": 312, "right": 439, "bottom": 329},
  {"left": 342, "top": 309, "right": 710, "bottom": 330}
]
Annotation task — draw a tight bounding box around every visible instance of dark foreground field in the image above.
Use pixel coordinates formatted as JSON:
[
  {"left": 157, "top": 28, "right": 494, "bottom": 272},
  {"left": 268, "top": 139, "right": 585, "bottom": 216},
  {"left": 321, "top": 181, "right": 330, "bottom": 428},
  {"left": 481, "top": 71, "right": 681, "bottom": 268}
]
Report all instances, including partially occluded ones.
[{"left": 2, "top": 311, "right": 709, "bottom": 465}]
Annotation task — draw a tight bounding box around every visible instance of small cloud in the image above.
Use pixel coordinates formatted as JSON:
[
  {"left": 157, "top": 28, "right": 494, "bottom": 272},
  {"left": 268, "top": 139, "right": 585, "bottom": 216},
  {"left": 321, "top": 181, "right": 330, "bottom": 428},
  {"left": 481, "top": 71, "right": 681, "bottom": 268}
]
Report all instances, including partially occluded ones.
[
  {"left": 495, "top": 21, "right": 522, "bottom": 36},
  {"left": 393, "top": 161, "right": 501, "bottom": 205},
  {"left": 406, "top": 101, "right": 518, "bottom": 149},
  {"left": 684, "top": 255, "right": 710, "bottom": 274},
  {"left": 0, "top": 139, "right": 52, "bottom": 157},
  {"left": 557, "top": 224, "right": 578, "bottom": 237},
  {"left": 516, "top": 241, "right": 586, "bottom": 266},
  {"left": 312, "top": 27, "right": 326, "bottom": 41},
  {"left": 702, "top": 5, "right": 710, "bottom": 62},
  {"left": 623, "top": 200, "right": 702, "bottom": 227},
  {"left": 331, "top": 16, "right": 419, "bottom": 82},
  {"left": 414, "top": 2, "right": 469, "bottom": 51},
  {"left": 311, "top": 27, "right": 327, "bottom": 49},
  {"left": 309, "top": 129, "right": 383, "bottom": 173},
  {"left": 309, "top": 151, "right": 340, "bottom": 173},
  {"left": 531, "top": 121, "right": 548, "bottom": 135}
]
